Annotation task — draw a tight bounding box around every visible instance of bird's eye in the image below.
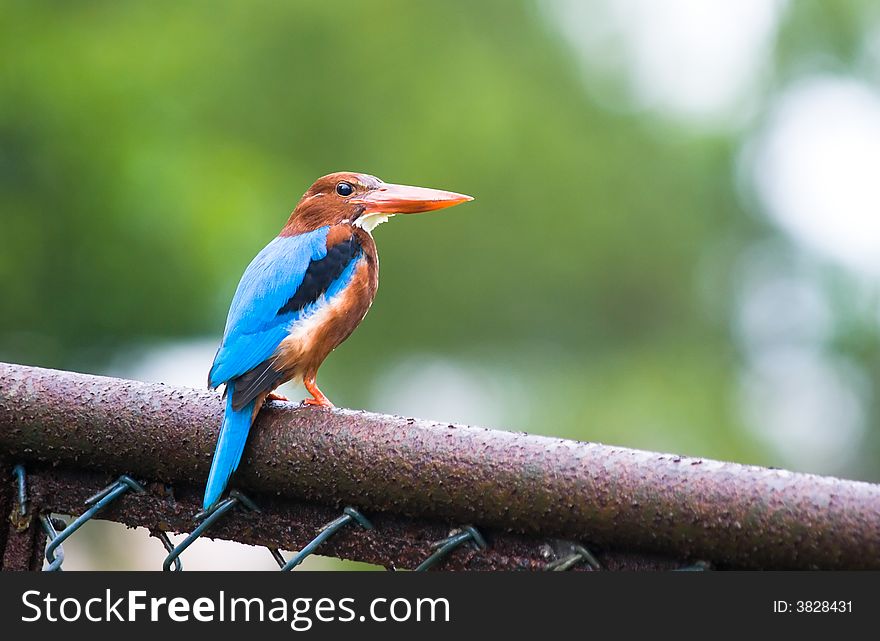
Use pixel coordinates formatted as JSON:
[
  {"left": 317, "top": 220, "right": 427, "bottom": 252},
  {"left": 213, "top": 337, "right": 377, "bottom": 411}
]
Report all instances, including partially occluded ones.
[{"left": 336, "top": 182, "right": 354, "bottom": 197}]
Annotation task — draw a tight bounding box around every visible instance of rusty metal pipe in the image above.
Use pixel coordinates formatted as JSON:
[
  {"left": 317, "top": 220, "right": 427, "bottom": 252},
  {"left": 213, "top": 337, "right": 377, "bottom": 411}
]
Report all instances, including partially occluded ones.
[{"left": 1, "top": 362, "right": 879, "bottom": 569}]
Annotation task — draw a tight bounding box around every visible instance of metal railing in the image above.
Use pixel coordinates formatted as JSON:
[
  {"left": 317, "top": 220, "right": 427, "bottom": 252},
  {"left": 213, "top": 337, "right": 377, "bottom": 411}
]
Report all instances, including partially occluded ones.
[{"left": 1, "top": 362, "right": 879, "bottom": 570}]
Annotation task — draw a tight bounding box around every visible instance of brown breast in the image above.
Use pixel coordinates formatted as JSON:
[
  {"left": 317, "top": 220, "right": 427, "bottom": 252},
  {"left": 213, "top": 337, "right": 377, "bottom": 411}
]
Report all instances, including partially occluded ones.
[{"left": 275, "top": 224, "right": 379, "bottom": 380}]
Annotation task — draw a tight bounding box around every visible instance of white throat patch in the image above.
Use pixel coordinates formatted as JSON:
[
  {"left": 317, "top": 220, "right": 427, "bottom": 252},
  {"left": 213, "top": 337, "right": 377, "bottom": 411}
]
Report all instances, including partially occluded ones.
[{"left": 354, "top": 212, "right": 395, "bottom": 233}]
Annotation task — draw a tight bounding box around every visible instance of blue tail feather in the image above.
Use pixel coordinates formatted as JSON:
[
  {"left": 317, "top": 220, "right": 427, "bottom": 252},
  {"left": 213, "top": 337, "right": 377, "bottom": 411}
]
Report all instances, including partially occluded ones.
[{"left": 203, "top": 381, "right": 256, "bottom": 510}]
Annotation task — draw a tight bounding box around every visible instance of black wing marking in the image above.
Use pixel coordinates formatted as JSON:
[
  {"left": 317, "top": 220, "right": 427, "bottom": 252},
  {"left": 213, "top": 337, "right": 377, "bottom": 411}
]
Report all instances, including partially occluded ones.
[
  {"left": 230, "top": 357, "right": 285, "bottom": 411},
  {"left": 230, "top": 235, "right": 362, "bottom": 410},
  {"left": 277, "top": 236, "right": 361, "bottom": 316}
]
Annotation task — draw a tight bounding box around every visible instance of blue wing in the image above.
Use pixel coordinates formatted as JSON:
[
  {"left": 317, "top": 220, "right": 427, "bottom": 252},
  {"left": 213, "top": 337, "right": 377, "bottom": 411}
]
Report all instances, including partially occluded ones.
[{"left": 208, "top": 226, "right": 332, "bottom": 389}]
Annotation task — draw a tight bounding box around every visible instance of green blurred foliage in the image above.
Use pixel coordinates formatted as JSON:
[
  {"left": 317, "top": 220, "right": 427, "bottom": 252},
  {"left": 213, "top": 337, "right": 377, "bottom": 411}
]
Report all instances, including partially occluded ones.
[{"left": 1, "top": 0, "right": 878, "bottom": 482}]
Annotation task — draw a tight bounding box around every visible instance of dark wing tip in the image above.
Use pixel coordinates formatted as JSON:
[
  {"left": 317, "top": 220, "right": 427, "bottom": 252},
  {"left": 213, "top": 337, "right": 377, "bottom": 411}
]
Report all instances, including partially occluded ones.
[{"left": 230, "top": 359, "right": 285, "bottom": 411}]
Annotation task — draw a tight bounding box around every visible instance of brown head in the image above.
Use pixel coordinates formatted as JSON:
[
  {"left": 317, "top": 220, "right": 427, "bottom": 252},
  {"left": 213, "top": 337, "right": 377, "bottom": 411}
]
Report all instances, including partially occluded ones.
[{"left": 281, "top": 171, "right": 473, "bottom": 235}]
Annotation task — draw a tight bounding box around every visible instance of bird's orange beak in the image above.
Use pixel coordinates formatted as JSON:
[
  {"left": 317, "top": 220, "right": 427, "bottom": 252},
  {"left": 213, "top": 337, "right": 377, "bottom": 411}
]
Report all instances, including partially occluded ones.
[{"left": 353, "top": 182, "right": 473, "bottom": 214}]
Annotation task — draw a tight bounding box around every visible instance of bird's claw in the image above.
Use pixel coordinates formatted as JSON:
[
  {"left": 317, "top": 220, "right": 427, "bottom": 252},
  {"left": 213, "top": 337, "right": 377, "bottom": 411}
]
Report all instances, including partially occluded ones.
[
  {"left": 301, "top": 397, "right": 334, "bottom": 408},
  {"left": 266, "top": 392, "right": 289, "bottom": 403}
]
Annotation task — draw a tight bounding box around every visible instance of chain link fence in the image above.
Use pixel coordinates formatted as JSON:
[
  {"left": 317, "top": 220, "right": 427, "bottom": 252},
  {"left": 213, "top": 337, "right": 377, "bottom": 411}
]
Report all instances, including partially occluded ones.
[{"left": 2, "top": 363, "right": 880, "bottom": 571}]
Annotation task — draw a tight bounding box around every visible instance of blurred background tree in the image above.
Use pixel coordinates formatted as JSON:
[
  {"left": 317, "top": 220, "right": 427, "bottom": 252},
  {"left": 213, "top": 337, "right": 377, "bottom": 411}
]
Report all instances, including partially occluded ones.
[{"left": 2, "top": 0, "right": 880, "bottom": 567}]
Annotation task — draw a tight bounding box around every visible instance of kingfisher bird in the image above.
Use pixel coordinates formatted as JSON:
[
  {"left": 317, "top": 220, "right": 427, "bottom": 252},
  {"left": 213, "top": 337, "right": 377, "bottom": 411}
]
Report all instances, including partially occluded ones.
[{"left": 203, "top": 172, "right": 473, "bottom": 510}]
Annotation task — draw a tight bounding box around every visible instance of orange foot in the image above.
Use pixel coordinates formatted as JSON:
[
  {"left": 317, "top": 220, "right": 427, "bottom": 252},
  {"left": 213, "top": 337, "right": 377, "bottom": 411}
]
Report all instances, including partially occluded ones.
[
  {"left": 303, "top": 376, "right": 334, "bottom": 408},
  {"left": 301, "top": 397, "right": 334, "bottom": 408},
  {"left": 266, "top": 391, "right": 289, "bottom": 403}
]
